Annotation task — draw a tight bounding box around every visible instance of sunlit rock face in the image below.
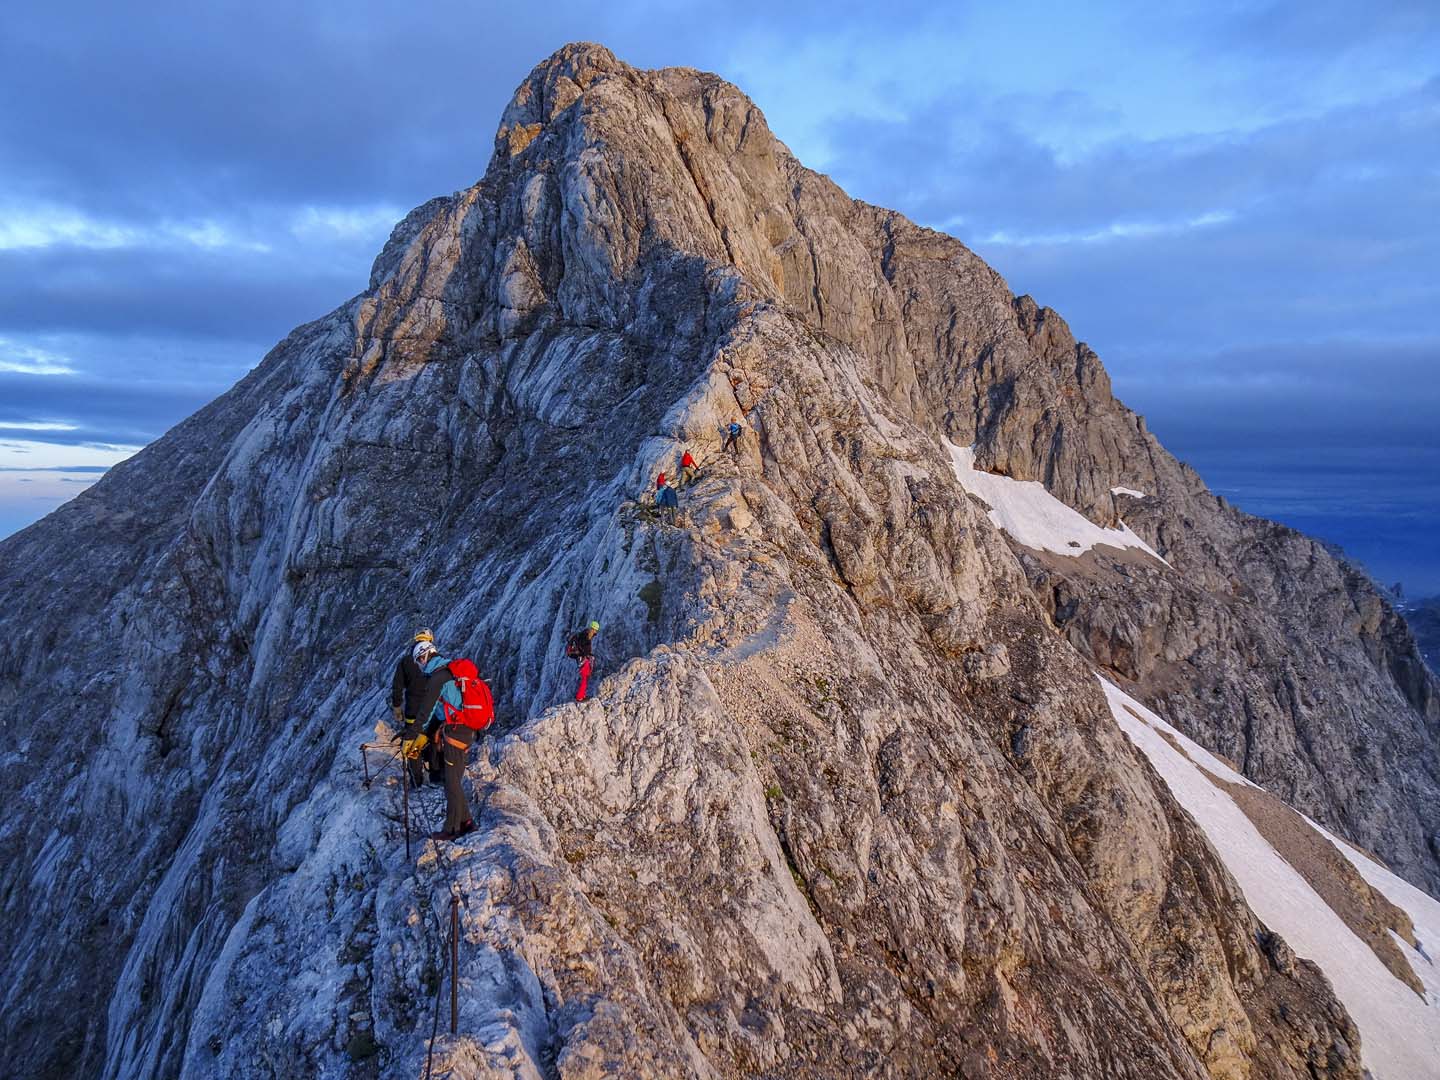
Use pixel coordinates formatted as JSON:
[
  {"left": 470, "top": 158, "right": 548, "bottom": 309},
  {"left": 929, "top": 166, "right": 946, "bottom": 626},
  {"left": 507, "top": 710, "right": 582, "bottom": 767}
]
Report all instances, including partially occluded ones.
[{"left": 3, "top": 41, "right": 1436, "bottom": 1080}]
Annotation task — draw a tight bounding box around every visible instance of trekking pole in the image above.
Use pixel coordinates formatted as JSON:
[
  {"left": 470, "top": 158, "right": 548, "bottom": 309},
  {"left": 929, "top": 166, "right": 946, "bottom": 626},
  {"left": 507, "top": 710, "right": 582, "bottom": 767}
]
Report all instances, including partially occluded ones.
[
  {"left": 401, "top": 754, "right": 412, "bottom": 860},
  {"left": 450, "top": 894, "right": 460, "bottom": 1034}
]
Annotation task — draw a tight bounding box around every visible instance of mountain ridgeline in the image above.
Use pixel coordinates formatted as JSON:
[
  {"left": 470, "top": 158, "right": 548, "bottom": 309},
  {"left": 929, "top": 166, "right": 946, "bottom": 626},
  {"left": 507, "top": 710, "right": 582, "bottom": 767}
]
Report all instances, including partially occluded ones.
[{"left": 2, "top": 43, "right": 1437, "bottom": 1080}]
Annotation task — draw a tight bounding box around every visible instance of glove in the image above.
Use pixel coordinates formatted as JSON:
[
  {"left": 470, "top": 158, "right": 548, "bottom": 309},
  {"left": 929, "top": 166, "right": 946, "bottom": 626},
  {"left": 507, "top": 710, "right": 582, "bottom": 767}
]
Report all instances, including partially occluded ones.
[
  {"left": 403, "top": 733, "right": 429, "bottom": 759},
  {"left": 391, "top": 705, "right": 404, "bottom": 725}
]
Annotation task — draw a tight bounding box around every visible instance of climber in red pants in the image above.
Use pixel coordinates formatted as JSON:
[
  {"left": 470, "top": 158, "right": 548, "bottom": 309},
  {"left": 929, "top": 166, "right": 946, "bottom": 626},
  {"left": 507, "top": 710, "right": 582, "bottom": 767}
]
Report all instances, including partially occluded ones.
[{"left": 566, "top": 621, "right": 600, "bottom": 701}]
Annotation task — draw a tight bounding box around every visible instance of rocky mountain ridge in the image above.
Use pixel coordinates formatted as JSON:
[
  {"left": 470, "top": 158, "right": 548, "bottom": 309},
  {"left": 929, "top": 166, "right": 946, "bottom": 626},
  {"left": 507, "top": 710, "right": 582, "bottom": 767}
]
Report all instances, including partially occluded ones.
[{"left": 1, "top": 42, "right": 1437, "bottom": 1080}]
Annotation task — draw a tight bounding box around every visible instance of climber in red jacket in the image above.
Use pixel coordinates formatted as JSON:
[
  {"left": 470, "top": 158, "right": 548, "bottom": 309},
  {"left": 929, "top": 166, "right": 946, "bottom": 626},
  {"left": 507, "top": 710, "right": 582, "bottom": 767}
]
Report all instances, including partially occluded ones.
[{"left": 566, "top": 621, "right": 600, "bottom": 701}]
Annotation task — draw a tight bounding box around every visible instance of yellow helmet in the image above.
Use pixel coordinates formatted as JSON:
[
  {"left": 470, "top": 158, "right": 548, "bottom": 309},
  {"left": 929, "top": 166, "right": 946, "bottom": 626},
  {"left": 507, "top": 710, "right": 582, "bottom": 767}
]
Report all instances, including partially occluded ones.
[{"left": 413, "top": 628, "right": 434, "bottom": 643}]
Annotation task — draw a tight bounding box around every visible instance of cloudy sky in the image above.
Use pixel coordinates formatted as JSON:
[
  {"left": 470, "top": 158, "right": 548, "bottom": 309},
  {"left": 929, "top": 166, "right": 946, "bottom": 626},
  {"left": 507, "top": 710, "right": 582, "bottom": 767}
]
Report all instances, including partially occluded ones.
[{"left": 3, "top": 1, "right": 1437, "bottom": 591}]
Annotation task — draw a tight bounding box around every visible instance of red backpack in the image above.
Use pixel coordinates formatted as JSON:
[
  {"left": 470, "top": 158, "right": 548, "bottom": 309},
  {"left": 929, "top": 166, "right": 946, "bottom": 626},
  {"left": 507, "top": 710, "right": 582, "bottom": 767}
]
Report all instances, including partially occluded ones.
[{"left": 442, "top": 658, "right": 494, "bottom": 731}]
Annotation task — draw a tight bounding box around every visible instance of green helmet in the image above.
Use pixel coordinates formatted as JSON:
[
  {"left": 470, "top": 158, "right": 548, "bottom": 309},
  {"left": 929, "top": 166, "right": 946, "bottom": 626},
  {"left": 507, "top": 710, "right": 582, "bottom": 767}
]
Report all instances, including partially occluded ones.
[{"left": 589, "top": 621, "right": 600, "bottom": 633}]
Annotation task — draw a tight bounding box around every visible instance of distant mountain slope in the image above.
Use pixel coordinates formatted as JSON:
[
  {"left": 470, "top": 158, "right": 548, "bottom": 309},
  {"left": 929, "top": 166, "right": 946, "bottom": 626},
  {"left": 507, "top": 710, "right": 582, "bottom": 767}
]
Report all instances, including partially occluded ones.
[{"left": 1401, "top": 595, "right": 1440, "bottom": 673}]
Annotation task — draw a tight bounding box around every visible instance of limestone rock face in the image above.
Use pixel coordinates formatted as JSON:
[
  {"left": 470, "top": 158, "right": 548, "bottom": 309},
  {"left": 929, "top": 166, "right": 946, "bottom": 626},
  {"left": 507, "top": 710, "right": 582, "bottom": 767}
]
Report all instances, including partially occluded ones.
[{"left": 1, "top": 40, "right": 1430, "bottom": 1080}]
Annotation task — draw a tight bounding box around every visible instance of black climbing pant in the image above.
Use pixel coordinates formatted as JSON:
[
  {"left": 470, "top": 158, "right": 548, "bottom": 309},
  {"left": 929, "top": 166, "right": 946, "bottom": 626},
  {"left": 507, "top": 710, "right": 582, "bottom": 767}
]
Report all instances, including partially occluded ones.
[
  {"left": 442, "top": 727, "right": 474, "bottom": 835},
  {"left": 400, "top": 721, "right": 426, "bottom": 790},
  {"left": 424, "top": 718, "right": 444, "bottom": 781}
]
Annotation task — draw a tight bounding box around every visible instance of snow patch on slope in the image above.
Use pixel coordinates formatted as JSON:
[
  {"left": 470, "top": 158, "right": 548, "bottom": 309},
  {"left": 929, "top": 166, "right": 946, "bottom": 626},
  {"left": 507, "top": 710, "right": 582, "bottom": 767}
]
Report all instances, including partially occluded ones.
[
  {"left": 1317, "top": 822, "right": 1440, "bottom": 1009},
  {"left": 1101, "top": 676, "right": 1440, "bottom": 1080},
  {"left": 1111, "top": 486, "right": 1146, "bottom": 498},
  {"left": 945, "top": 440, "right": 1166, "bottom": 564}
]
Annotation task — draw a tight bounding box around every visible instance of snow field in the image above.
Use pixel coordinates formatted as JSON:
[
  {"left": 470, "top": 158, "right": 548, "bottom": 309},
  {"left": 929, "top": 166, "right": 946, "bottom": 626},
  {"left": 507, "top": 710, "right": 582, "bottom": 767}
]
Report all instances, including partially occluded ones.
[
  {"left": 1315, "top": 820, "right": 1440, "bottom": 1012},
  {"left": 1101, "top": 677, "right": 1440, "bottom": 1080},
  {"left": 945, "top": 440, "right": 1166, "bottom": 564}
]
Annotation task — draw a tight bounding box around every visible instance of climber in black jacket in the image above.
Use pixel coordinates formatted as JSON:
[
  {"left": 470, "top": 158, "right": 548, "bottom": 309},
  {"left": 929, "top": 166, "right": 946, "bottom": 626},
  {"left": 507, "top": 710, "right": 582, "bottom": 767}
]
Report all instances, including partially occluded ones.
[
  {"left": 389, "top": 629, "right": 439, "bottom": 787},
  {"left": 566, "top": 621, "right": 600, "bottom": 702}
]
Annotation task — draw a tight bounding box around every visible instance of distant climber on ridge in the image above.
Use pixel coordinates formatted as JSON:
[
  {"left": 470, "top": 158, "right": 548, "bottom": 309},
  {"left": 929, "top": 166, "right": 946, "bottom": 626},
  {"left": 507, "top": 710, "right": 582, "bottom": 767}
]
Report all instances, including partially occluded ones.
[
  {"left": 566, "top": 621, "right": 600, "bottom": 702},
  {"left": 655, "top": 473, "right": 679, "bottom": 523},
  {"left": 411, "top": 649, "right": 495, "bottom": 842},
  {"left": 722, "top": 418, "right": 743, "bottom": 454},
  {"left": 389, "top": 629, "right": 436, "bottom": 789},
  {"left": 679, "top": 449, "right": 697, "bottom": 487}
]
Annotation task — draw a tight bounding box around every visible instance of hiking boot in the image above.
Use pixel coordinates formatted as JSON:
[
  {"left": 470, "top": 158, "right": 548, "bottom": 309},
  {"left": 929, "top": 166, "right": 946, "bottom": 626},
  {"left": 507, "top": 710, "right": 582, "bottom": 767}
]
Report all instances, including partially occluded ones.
[
  {"left": 458, "top": 819, "right": 477, "bottom": 836},
  {"left": 429, "top": 830, "right": 455, "bottom": 842}
]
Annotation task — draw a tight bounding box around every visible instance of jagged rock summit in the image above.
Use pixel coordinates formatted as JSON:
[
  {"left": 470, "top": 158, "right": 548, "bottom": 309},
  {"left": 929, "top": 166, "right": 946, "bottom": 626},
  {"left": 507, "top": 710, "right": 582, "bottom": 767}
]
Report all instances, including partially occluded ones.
[{"left": 3, "top": 42, "right": 1438, "bottom": 1080}]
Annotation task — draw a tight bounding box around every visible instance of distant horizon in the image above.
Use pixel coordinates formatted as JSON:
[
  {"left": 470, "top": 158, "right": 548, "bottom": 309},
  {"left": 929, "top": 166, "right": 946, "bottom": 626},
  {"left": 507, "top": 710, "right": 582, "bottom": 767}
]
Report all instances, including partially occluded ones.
[{"left": 3, "top": 5, "right": 1436, "bottom": 593}]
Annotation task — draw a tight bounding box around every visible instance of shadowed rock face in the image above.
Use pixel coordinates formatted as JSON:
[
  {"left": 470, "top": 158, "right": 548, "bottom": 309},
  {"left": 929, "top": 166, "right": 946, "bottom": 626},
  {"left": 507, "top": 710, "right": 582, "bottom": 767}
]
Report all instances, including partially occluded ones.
[{"left": 1, "top": 40, "right": 1430, "bottom": 1079}]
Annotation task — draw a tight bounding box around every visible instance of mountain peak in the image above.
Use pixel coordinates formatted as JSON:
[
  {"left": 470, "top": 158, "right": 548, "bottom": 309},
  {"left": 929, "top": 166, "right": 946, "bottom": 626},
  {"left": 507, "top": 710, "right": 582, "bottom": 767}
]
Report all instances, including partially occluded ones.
[{"left": 495, "top": 40, "right": 626, "bottom": 156}]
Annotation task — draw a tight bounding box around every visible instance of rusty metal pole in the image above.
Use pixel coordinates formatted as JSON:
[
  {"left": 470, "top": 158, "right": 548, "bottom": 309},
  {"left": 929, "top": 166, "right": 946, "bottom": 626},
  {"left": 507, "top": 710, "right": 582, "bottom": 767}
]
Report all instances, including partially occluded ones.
[
  {"left": 450, "top": 894, "right": 459, "bottom": 1034},
  {"left": 402, "top": 754, "right": 412, "bottom": 860}
]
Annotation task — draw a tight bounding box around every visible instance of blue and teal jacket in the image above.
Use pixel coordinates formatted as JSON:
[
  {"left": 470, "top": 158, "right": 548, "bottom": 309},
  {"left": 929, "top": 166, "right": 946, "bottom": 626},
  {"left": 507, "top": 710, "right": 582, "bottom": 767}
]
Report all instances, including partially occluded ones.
[{"left": 413, "top": 655, "right": 464, "bottom": 729}]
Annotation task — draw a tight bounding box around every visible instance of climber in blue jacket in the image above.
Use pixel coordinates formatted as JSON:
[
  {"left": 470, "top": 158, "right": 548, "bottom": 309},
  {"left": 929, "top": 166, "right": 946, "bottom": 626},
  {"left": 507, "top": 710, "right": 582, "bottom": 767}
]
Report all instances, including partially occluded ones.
[
  {"left": 722, "top": 418, "right": 743, "bottom": 454},
  {"left": 412, "top": 651, "right": 477, "bottom": 839}
]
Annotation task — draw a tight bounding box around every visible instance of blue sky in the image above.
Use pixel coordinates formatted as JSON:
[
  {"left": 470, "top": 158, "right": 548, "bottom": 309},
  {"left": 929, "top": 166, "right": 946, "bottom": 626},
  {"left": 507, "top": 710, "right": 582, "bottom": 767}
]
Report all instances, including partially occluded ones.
[{"left": 2, "top": 1, "right": 1437, "bottom": 591}]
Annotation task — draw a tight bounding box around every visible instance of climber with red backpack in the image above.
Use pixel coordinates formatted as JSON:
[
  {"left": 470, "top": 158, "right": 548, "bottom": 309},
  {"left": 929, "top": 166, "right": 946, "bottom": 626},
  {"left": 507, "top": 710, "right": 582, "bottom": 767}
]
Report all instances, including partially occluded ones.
[{"left": 411, "top": 650, "right": 495, "bottom": 841}]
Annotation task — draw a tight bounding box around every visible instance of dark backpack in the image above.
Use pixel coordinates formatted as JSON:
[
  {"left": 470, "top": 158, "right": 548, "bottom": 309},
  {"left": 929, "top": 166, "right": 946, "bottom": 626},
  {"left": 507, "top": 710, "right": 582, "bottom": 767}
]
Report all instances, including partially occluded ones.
[
  {"left": 441, "top": 658, "right": 494, "bottom": 731},
  {"left": 565, "top": 632, "right": 584, "bottom": 659}
]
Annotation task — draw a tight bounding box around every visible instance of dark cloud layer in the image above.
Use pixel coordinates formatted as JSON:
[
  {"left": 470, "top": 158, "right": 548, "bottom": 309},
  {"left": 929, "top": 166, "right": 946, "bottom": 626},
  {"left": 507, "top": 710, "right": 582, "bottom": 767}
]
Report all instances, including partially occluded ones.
[
  {"left": 0, "top": 368, "right": 216, "bottom": 447},
  {"left": 1119, "top": 341, "right": 1440, "bottom": 449},
  {"left": 0, "top": 245, "right": 361, "bottom": 339},
  {"left": 2, "top": 0, "right": 842, "bottom": 215},
  {"left": 3, "top": 3, "right": 560, "bottom": 215}
]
